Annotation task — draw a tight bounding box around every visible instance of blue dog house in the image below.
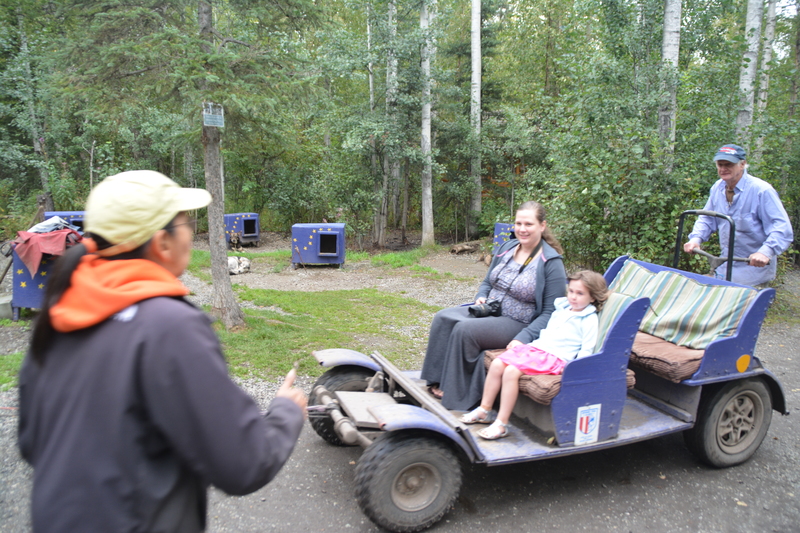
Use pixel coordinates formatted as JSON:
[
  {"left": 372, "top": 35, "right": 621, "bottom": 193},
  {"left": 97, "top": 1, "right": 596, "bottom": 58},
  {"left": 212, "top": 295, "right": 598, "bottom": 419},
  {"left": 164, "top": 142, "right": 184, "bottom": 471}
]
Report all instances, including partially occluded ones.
[
  {"left": 44, "top": 211, "right": 85, "bottom": 233},
  {"left": 492, "top": 222, "right": 515, "bottom": 254},
  {"left": 291, "top": 223, "right": 346, "bottom": 268},
  {"left": 224, "top": 213, "right": 260, "bottom": 246}
]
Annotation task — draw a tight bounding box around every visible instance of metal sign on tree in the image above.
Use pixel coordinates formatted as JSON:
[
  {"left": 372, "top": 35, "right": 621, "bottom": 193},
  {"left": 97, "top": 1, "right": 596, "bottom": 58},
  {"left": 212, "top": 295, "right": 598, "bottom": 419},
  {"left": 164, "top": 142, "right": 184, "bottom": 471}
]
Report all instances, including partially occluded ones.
[{"left": 202, "top": 102, "right": 224, "bottom": 128}]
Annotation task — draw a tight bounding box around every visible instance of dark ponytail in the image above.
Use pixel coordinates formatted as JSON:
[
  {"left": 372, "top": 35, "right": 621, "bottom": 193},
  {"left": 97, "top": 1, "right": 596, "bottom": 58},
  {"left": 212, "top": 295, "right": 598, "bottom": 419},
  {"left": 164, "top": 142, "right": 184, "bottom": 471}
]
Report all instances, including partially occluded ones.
[
  {"left": 30, "top": 244, "right": 91, "bottom": 364},
  {"left": 29, "top": 225, "right": 172, "bottom": 365}
]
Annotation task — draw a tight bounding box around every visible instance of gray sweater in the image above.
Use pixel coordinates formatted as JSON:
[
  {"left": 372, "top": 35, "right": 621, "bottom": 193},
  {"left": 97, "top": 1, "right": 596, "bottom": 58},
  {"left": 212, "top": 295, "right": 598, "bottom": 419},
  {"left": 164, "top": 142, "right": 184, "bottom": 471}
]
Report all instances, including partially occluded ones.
[{"left": 476, "top": 239, "right": 567, "bottom": 344}]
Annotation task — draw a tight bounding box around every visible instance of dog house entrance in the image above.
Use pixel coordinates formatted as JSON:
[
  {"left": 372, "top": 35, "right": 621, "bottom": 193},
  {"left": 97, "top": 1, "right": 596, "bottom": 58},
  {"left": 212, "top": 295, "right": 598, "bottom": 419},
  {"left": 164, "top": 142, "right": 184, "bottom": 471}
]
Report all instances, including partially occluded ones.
[
  {"left": 319, "top": 234, "right": 338, "bottom": 255},
  {"left": 243, "top": 219, "right": 257, "bottom": 236}
]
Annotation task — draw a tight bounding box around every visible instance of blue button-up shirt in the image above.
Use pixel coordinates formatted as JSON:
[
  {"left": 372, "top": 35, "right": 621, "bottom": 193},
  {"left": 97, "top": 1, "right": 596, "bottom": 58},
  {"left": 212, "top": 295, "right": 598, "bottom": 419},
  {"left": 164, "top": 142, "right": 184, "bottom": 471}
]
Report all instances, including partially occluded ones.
[{"left": 688, "top": 170, "right": 794, "bottom": 286}]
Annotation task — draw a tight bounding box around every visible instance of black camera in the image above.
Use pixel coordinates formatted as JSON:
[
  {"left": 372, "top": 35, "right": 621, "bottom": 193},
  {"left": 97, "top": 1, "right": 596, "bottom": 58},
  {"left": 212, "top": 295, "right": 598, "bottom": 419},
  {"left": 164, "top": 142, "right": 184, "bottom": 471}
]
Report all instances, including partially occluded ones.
[{"left": 468, "top": 299, "right": 502, "bottom": 318}]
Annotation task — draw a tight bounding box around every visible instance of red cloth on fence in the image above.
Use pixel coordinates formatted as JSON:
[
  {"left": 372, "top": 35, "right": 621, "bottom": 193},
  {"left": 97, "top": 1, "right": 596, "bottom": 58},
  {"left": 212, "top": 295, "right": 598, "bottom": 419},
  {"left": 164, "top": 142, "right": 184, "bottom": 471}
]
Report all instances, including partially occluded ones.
[{"left": 13, "top": 229, "right": 82, "bottom": 277}]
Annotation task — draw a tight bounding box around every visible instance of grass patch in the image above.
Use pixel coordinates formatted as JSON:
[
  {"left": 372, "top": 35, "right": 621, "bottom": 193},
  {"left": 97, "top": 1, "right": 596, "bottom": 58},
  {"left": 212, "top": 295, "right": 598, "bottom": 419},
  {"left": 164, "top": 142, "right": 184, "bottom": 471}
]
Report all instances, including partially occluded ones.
[
  {"left": 218, "top": 287, "right": 440, "bottom": 380},
  {"left": 0, "top": 319, "right": 27, "bottom": 328},
  {"left": 370, "top": 246, "right": 439, "bottom": 268},
  {"left": 765, "top": 286, "right": 800, "bottom": 326},
  {"left": 188, "top": 250, "right": 212, "bottom": 282},
  {"left": 409, "top": 265, "right": 456, "bottom": 281},
  {"left": 231, "top": 250, "right": 292, "bottom": 273},
  {"left": 347, "top": 251, "right": 370, "bottom": 262},
  {"left": 0, "top": 352, "right": 24, "bottom": 391}
]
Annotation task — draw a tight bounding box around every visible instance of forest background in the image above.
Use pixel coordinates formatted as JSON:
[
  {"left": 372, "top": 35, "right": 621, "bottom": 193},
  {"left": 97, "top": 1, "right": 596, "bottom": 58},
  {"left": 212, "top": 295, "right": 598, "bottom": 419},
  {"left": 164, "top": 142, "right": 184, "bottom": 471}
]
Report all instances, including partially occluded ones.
[{"left": 1, "top": 0, "right": 798, "bottom": 272}]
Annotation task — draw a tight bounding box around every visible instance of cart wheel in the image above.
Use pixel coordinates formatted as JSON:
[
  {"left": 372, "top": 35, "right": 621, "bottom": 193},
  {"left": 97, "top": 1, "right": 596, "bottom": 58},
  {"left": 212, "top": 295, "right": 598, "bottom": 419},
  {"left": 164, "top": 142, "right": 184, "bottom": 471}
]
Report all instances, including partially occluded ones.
[
  {"left": 355, "top": 433, "right": 461, "bottom": 533},
  {"left": 309, "top": 366, "right": 374, "bottom": 446},
  {"left": 684, "top": 378, "right": 772, "bottom": 468}
]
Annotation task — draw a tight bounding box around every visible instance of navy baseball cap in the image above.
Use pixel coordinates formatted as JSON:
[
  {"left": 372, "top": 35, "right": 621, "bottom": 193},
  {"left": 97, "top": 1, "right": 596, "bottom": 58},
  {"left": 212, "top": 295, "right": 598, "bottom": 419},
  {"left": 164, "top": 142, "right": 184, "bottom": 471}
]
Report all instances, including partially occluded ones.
[{"left": 713, "top": 144, "right": 746, "bottom": 163}]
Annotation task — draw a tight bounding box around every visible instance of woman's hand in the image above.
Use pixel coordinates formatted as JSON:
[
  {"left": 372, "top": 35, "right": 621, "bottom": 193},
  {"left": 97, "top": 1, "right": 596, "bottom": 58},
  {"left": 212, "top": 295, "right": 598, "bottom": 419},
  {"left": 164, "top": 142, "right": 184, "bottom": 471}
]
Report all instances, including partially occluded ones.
[
  {"left": 506, "top": 339, "right": 523, "bottom": 350},
  {"left": 277, "top": 369, "right": 308, "bottom": 419},
  {"left": 475, "top": 297, "right": 487, "bottom": 305}
]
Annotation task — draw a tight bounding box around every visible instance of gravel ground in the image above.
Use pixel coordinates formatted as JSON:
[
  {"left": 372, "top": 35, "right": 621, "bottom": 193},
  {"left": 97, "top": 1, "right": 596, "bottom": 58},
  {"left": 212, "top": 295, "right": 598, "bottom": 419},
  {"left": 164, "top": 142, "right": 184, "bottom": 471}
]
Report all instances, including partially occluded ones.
[{"left": 1, "top": 239, "right": 798, "bottom": 532}]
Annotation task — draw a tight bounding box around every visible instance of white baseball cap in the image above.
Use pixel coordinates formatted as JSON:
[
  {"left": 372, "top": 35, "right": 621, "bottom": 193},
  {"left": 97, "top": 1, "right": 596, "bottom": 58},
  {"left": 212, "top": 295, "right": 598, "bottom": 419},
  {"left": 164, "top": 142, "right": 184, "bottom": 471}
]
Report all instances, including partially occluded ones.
[{"left": 85, "top": 170, "right": 211, "bottom": 256}]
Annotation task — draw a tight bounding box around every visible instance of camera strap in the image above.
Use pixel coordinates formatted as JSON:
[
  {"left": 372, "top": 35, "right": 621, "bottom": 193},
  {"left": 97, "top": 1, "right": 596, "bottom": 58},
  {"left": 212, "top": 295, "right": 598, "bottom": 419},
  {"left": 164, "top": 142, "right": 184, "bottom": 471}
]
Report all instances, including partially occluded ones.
[
  {"left": 495, "top": 240, "right": 544, "bottom": 301},
  {"left": 517, "top": 240, "right": 543, "bottom": 274}
]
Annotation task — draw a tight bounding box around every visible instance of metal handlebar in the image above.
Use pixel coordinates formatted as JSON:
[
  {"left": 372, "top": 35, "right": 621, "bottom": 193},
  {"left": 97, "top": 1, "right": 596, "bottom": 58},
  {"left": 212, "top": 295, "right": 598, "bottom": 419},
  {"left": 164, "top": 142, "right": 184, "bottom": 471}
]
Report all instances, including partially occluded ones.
[{"left": 673, "top": 210, "right": 738, "bottom": 281}]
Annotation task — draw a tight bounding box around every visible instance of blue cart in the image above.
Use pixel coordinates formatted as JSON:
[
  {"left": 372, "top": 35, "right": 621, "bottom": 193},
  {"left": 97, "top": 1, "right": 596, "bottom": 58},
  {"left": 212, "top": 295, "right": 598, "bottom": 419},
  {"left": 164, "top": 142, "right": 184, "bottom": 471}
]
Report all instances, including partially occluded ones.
[{"left": 308, "top": 245, "right": 787, "bottom": 532}]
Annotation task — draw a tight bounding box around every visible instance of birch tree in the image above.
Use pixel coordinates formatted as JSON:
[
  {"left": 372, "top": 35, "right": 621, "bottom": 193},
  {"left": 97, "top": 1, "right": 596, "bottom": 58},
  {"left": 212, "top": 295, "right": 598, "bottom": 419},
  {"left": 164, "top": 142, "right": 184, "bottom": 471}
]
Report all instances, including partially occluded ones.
[
  {"left": 420, "top": 0, "right": 436, "bottom": 246},
  {"left": 735, "top": 0, "right": 765, "bottom": 141},
  {"left": 752, "top": 0, "right": 777, "bottom": 161},
  {"left": 658, "top": 0, "right": 681, "bottom": 157},
  {"left": 374, "top": 0, "right": 398, "bottom": 248},
  {"left": 468, "top": 0, "right": 481, "bottom": 239}
]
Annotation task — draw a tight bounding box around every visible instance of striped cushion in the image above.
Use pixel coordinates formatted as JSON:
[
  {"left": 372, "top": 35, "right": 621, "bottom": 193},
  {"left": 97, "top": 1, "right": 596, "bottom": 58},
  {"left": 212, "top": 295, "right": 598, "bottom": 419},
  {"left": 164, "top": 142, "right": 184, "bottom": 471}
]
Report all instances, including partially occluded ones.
[
  {"left": 594, "top": 292, "right": 636, "bottom": 352},
  {"left": 639, "top": 271, "right": 756, "bottom": 349},
  {"left": 609, "top": 259, "right": 655, "bottom": 297}
]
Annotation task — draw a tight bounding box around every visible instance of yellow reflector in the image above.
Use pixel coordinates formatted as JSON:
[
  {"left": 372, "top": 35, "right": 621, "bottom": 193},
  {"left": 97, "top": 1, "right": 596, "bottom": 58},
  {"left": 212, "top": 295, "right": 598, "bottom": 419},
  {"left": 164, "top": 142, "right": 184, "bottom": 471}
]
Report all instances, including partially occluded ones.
[{"left": 736, "top": 354, "right": 751, "bottom": 373}]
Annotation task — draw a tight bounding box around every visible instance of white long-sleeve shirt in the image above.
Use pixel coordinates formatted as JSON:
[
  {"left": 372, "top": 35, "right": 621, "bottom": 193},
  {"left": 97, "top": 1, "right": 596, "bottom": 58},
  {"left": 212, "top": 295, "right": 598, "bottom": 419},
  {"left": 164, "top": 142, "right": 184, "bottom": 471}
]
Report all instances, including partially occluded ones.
[{"left": 530, "top": 297, "right": 599, "bottom": 361}]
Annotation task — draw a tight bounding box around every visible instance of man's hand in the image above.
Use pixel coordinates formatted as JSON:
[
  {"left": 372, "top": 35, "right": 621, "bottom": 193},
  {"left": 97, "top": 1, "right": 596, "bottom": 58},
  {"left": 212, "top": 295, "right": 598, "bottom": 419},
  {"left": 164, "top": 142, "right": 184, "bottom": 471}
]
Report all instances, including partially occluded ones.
[
  {"left": 506, "top": 339, "right": 523, "bottom": 350},
  {"left": 684, "top": 241, "right": 701, "bottom": 254},
  {"left": 475, "top": 297, "right": 487, "bottom": 305},
  {"left": 276, "top": 369, "right": 308, "bottom": 418},
  {"left": 748, "top": 252, "right": 770, "bottom": 267}
]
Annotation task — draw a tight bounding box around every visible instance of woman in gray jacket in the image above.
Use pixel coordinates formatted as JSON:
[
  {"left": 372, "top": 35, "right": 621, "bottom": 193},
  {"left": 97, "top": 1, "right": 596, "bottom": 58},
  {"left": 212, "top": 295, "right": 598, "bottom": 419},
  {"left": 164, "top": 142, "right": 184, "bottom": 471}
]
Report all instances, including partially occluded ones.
[
  {"left": 18, "top": 171, "right": 307, "bottom": 533},
  {"left": 420, "top": 200, "right": 567, "bottom": 411}
]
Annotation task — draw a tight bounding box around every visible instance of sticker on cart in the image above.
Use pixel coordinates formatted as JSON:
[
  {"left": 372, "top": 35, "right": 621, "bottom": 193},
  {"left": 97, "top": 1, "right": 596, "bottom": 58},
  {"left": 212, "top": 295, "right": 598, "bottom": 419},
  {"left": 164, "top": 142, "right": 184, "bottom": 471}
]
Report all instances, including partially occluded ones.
[{"left": 574, "top": 403, "right": 601, "bottom": 445}]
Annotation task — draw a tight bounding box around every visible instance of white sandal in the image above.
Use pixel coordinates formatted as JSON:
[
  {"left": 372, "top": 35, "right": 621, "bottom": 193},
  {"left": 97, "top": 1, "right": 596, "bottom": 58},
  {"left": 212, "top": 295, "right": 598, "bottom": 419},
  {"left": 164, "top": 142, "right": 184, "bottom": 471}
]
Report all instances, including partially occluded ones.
[
  {"left": 459, "top": 406, "right": 496, "bottom": 424},
  {"left": 477, "top": 421, "right": 509, "bottom": 440}
]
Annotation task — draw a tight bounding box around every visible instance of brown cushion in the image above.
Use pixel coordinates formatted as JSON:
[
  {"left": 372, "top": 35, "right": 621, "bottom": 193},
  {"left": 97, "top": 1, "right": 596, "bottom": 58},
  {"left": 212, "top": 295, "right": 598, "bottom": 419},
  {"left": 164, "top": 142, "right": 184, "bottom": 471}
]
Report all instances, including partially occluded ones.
[
  {"left": 484, "top": 349, "right": 636, "bottom": 406},
  {"left": 630, "top": 331, "right": 705, "bottom": 383}
]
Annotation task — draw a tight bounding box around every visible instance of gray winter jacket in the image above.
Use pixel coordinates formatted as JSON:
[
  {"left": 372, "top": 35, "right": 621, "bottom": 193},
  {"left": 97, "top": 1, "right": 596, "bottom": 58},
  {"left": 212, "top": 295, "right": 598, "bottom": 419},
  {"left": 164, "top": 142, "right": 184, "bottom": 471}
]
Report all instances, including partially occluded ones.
[{"left": 18, "top": 296, "right": 304, "bottom": 533}]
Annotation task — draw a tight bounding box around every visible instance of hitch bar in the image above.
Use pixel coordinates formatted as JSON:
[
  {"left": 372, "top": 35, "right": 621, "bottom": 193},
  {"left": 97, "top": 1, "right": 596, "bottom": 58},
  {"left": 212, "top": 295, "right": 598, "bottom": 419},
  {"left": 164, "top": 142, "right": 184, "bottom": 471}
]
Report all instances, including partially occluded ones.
[{"left": 311, "top": 385, "right": 373, "bottom": 448}]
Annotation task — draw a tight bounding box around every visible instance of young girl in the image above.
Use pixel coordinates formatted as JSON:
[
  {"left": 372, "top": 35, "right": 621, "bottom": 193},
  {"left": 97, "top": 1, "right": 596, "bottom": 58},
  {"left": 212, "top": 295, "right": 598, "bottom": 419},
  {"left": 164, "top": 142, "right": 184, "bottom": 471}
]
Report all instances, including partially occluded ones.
[{"left": 459, "top": 270, "right": 609, "bottom": 440}]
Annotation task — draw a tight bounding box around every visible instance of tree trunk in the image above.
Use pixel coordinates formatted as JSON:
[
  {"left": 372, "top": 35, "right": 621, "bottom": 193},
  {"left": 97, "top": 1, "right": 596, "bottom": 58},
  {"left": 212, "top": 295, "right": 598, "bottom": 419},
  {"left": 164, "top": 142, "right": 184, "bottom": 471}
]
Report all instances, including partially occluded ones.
[
  {"left": 202, "top": 124, "right": 245, "bottom": 328},
  {"left": 17, "top": 11, "right": 53, "bottom": 211},
  {"left": 752, "top": 0, "right": 777, "bottom": 162},
  {"left": 468, "top": 0, "right": 482, "bottom": 239},
  {"left": 374, "top": 0, "right": 398, "bottom": 247},
  {"left": 420, "top": 0, "right": 435, "bottom": 246},
  {"left": 401, "top": 158, "right": 409, "bottom": 245},
  {"left": 199, "top": 0, "right": 244, "bottom": 329},
  {"left": 735, "top": 0, "right": 765, "bottom": 142},
  {"left": 658, "top": 0, "right": 681, "bottom": 165},
  {"left": 367, "top": 5, "right": 379, "bottom": 190}
]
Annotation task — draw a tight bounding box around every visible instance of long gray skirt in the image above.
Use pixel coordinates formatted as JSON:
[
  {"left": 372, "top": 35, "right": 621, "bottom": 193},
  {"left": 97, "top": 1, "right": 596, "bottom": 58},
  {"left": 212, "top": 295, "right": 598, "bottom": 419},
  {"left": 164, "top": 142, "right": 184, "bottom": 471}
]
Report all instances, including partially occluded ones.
[{"left": 420, "top": 306, "right": 527, "bottom": 410}]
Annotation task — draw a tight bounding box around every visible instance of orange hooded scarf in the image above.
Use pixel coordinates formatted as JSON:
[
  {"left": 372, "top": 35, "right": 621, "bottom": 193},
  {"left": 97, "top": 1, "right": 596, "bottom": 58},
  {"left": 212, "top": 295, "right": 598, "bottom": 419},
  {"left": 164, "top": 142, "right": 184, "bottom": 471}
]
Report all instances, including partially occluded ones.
[{"left": 49, "top": 255, "right": 189, "bottom": 333}]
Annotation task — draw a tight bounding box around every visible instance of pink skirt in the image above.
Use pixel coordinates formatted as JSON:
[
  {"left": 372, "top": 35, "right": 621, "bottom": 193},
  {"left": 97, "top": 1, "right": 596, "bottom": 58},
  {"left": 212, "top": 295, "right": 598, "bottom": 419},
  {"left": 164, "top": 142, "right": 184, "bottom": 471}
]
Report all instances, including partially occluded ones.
[{"left": 497, "top": 344, "right": 566, "bottom": 376}]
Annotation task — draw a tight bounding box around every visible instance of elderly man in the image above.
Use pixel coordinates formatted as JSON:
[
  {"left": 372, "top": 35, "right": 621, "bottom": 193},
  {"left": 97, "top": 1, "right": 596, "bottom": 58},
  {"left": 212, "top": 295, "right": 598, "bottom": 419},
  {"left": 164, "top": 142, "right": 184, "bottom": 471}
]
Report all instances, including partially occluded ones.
[{"left": 684, "top": 144, "right": 794, "bottom": 287}]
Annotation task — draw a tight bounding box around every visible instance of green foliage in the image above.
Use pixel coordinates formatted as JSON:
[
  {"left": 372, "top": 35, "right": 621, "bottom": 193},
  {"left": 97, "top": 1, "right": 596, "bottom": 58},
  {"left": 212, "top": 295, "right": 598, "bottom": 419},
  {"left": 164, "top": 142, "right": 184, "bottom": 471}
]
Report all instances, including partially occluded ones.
[{"left": 0, "top": 0, "right": 797, "bottom": 270}]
